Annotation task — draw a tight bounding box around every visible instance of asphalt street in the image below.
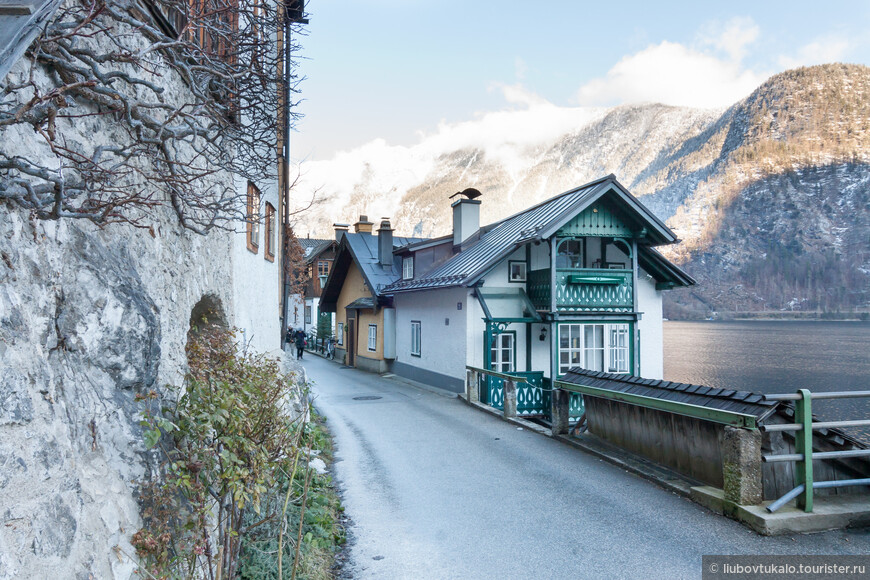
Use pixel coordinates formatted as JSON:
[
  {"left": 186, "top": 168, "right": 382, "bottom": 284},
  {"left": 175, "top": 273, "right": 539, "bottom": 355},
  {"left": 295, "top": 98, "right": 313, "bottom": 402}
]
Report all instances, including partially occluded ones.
[{"left": 303, "top": 355, "right": 870, "bottom": 580}]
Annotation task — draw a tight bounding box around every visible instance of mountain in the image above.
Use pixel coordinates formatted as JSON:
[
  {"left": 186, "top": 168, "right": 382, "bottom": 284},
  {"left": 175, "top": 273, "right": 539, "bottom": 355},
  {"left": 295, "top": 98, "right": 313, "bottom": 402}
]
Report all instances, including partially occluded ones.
[{"left": 296, "top": 64, "right": 870, "bottom": 318}]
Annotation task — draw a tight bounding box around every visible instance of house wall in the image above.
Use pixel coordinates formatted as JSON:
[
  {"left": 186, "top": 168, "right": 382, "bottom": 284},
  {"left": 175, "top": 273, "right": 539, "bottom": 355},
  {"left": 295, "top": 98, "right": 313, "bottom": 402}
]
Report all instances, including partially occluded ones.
[
  {"left": 637, "top": 268, "right": 664, "bottom": 379},
  {"left": 467, "top": 287, "right": 485, "bottom": 370},
  {"left": 355, "top": 307, "right": 385, "bottom": 369},
  {"left": 530, "top": 240, "right": 549, "bottom": 270},
  {"left": 334, "top": 261, "right": 370, "bottom": 342},
  {"left": 232, "top": 174, "right": 281, "bottom": 355},
  {"left": 392, "top": 288, "right": 467, "bottom": 392},
  {"left": 286, "top": 293, "right": 305, "bottom": 331}
]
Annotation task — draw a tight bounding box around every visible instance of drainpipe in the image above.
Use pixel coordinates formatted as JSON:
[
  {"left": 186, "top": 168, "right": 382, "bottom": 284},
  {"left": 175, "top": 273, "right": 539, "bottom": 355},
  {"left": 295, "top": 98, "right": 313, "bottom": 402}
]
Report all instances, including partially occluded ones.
[
  {"left": 632, "top": 239, "right": 639, "bottom": 376},
  {"left": 549, "top": 236, "right": 558, "bottom": 392}
]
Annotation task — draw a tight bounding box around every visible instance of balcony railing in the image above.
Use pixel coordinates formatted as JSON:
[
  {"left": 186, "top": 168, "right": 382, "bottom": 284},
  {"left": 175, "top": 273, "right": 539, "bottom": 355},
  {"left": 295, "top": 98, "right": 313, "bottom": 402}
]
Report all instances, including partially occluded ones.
[{"left": 528, "top": 268, "right": 633, "bottom": 312}]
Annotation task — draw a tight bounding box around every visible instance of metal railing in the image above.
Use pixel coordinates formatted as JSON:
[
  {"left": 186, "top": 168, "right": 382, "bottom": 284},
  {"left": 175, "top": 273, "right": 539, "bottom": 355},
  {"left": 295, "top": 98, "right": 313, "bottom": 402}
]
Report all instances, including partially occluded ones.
[
  {"left": 761, "top": 389, "right": 870, "bottom": 513},
  {"left": 466, "top": 366, "right": 535, "bottom": 418}
]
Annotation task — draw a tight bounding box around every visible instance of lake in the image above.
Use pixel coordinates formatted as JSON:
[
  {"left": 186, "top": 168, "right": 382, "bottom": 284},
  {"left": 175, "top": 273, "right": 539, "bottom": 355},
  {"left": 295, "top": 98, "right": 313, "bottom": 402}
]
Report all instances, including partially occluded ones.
[{"left": 663, "top": 320, "right": 870, "bottom": 437}]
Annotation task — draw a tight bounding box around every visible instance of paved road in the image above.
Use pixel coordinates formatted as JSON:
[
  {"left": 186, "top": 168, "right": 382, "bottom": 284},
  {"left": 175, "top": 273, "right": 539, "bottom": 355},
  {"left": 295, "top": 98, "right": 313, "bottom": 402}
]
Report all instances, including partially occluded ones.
[{"left": 303, "top": 356, "right": 870, "bottom": 580}]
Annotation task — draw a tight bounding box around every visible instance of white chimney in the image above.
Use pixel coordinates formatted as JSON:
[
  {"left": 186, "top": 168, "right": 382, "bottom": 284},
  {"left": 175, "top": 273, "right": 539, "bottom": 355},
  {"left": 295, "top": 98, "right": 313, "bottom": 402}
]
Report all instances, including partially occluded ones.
[{"left": 451, "top": 188, "right": 482, "bottom": 247}]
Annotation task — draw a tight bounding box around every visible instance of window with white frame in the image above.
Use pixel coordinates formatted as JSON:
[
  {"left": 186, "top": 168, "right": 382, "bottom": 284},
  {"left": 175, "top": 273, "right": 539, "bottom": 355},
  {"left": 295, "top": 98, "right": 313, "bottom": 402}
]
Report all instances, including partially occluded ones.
[
  {"left": 337, "top": 322, "right": 344, "bottom": 345},
  {"left": 304, "top": 306, "right": 311, "bottom": 324},
  {"left": 489, "top": 333, "right": 515, "bottom": 373},
  {"left": 402, "top": 256, "right": 414, "bottom": 280},
  {"left": 410, "top": 321, "right": 421, "bottom": 356},
  {"left": 558, "top": 323, "right": 630, "bottom": 375},
  {"left": 368, "top": 324, "right": 377, "bottom": 351}
]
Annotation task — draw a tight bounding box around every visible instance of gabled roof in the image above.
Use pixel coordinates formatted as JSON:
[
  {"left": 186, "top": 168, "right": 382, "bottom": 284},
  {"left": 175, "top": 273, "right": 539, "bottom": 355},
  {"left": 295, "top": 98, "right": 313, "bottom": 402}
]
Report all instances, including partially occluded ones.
[
  {"left": 385, "top": 175, "right": 687, "bottom": 293},
  {"left": 320, "top": 232, "right": 427, "bottom": 311},
  {"left": 298, "top": 238, "right": 335, "bottom": 263}
]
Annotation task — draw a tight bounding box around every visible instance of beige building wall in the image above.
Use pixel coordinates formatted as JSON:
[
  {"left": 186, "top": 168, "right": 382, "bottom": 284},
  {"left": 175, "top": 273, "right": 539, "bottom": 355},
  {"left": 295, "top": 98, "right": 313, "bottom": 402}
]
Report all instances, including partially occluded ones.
[
  {"left": 356, "top": 308, "right": 384, "bottom": 361},
  {"left": 334, "top": 262, "right": 386, "bottom": 369}
]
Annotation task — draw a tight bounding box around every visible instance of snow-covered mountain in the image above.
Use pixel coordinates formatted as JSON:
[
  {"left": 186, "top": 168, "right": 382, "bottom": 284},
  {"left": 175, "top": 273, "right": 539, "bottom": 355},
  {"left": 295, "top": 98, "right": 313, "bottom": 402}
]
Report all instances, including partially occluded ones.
[{"left": 294, "top": 64, "right": 870, "bottom": 317}]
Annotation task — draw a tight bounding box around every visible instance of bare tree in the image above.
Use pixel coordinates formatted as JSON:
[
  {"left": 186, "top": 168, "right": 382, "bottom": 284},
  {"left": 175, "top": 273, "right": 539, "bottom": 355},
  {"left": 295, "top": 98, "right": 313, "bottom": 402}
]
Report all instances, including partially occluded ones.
[{"left": 0, "top": 0, "right": 304, "bottom": 233}]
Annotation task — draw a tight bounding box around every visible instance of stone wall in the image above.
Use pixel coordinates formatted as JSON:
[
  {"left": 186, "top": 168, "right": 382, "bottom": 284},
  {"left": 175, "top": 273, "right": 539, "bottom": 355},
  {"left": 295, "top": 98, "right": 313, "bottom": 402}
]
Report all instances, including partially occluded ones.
[
  {"left": 0, "top": 207, "right": 237, "bottom": 579},
  {"left": 0, "top": 6, "right": 285, "bottom": 576}
]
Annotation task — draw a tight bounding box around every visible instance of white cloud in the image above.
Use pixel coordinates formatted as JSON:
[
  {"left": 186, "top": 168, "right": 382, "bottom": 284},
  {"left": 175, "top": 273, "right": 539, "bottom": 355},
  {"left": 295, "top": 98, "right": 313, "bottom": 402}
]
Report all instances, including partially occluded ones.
[
  {"left": 577, "top": 17, "right": 768, "bottom": 109},
  {"left": 293, "top": 84, "right": 606, "bottom": 225},
  {"left": 697, "top": 16, "right": 760, "bottom": 62},
  {"left": 778, "top": 35, "right": 851, "bottom": 69}
]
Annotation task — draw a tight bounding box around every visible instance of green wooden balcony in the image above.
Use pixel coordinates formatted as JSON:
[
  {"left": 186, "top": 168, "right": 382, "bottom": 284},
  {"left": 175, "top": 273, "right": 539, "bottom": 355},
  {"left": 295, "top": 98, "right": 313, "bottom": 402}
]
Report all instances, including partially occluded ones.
[{"left": 528, "top": 268, "right": 633, "bottom": 313}]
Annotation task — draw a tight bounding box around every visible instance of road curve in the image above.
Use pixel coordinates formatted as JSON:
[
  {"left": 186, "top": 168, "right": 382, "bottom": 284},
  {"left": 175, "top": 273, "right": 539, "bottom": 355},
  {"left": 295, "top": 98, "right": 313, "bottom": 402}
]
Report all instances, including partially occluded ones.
[{"left": 303, "top": 356, "right": 869, "bottom": 580}]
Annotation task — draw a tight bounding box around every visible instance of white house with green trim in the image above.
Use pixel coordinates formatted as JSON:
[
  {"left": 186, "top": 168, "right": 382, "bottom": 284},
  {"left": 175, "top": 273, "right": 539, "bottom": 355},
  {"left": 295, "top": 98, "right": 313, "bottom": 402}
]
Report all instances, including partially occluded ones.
[{"left": 383, "top": 175, "right": 694, "bottom": 417}]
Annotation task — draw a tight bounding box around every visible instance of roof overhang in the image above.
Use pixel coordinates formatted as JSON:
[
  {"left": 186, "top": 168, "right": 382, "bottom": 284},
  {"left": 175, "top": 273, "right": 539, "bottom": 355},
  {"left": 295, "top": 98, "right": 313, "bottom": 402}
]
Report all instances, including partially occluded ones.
[{"left": 536, "top": 177, "right": 678, "bottom": 246}]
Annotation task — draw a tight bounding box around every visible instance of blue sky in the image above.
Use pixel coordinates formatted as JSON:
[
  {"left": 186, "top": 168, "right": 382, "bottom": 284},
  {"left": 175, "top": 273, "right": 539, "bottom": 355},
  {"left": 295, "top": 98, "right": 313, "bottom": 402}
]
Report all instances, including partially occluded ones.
[{"left": 290, "top": 1, "right": 870, "bottom": 162}]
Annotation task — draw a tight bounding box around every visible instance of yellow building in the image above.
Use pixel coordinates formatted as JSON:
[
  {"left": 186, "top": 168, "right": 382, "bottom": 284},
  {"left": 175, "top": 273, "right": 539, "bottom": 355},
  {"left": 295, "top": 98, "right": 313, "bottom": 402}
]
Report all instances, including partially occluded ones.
[{"left": 320, "top": 217, "right": 424, "bottom": 373}]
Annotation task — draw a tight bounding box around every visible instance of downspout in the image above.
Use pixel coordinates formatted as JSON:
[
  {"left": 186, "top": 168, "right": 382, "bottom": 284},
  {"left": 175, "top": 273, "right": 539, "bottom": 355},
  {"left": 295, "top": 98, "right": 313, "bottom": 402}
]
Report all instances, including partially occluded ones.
[
  {"left": 632, "top": 239, "right": 640, "bottom": 376},
  {"left": 549, "top": 236, "right": 558, "bottom": 386},
  {"left": 279, "top": 6, "right": 291, "bottom": 339}
]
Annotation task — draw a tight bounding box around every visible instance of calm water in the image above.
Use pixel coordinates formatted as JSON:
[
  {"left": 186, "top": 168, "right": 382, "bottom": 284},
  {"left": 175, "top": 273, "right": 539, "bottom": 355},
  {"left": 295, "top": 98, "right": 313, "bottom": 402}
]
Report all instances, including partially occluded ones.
[{"left": 663, "top": 321, "right": 870, "bottom": 434}]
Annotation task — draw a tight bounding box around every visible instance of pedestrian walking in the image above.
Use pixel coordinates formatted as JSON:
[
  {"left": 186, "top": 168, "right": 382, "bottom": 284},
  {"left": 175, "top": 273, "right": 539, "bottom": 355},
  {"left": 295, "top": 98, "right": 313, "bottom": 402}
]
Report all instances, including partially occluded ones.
[
  {"left": 295, "top": 329, "right": 306, "bottom": 360},
  {"left": 284, "top": 327, "right": 294, "bottom": 352}
]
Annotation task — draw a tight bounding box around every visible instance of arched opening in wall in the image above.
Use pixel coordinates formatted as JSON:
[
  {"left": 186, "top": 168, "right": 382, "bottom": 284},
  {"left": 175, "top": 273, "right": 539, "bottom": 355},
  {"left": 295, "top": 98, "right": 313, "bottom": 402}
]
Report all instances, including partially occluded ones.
[{"left": 186, "top": 294, "right": 228, "bottom": 354}]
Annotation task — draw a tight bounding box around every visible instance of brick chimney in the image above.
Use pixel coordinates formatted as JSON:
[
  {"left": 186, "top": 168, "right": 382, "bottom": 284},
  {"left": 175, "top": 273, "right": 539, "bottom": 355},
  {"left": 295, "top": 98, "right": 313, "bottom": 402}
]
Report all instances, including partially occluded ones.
[
  {"left": 333, "top": 223, "right": 349, "bottom": 242},
  {"left": 451, "top": 188, "right": 482, "bottom": 247},
  {"left": 353, "top": 215, "right": 373, "bottom": 234},
  {"left": 377, "top": 218, "right": 393, "bottom": 267}
]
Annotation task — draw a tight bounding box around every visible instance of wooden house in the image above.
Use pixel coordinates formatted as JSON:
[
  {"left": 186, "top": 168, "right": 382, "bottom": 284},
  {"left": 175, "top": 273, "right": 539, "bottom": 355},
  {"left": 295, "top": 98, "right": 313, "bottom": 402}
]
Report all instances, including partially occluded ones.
[{"left": 382, "top": 175, "right": 694, "bottom": 410}]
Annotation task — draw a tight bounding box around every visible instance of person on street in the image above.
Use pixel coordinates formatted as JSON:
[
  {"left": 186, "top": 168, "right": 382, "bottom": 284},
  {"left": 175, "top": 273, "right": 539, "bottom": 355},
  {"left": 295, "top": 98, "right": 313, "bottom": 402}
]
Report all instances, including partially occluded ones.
[
  {"left": 290, "top": 326, "right": 294, "bottom": 350},
  {"left": 295, "top": 329, "right": 306, "bottom": 360}
]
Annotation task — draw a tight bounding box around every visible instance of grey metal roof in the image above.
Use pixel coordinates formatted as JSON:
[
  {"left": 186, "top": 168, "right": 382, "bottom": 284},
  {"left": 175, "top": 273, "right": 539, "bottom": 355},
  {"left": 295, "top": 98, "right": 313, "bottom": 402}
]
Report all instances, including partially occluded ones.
[
  {"left": 345, "top": 297, "right": 375, "bottom": 310},
  {"left": 385, "top": 174, "right": 682, "bottom": 293},
  {"left": 299, "top": 238, "right": 334, "bottom": 262},
  {"left": 560, "top": 368, "right": 781, "bottom": 419},
  {"left": 560, "top": 368, "right": 870, "bottom": 450},
  {"left": 344, "top": 233, "right": 426, "bottom": 295},
  {"left": 0, "top": 0, "right": 61, "bottom": 83}
]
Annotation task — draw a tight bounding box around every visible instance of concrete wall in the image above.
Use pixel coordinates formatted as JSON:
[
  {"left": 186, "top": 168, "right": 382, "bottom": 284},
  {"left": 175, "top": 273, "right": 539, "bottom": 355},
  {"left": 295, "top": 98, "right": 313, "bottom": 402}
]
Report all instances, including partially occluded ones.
[
  {"left": 636, "top": 269, "right": 664, "bottom": 379},
  {"left": 393, "top": 287, "right": 467, "bottom": 392}
]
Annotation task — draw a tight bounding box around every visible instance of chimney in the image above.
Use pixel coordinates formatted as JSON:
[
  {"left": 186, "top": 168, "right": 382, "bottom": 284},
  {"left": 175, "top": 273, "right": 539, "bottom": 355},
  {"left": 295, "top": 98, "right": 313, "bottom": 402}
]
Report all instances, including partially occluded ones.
[
  {"left": 333, "top": 223, "right": 349, "bottom": 242},
  {"left": 377, "top": 218, "right": 393, "bottom": 267},
  {"left": 353, "top": 215, "right": 373, "bottom": 234},
  {"left": 450, "top": 188, "right": 482, "bottom": 247}
]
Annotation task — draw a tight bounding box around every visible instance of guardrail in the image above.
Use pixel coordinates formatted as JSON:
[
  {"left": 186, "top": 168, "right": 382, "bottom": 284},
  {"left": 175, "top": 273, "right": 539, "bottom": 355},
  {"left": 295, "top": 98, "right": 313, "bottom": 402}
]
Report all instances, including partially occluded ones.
[
  {"left": 466, "top": 366, "right": 535, "bottom": 418},
  {"left": 761, "top": 389, "right": 870, "bottom": 513},
  {"left": 552, "top": 380, "right": 758, "bottom": 429}
]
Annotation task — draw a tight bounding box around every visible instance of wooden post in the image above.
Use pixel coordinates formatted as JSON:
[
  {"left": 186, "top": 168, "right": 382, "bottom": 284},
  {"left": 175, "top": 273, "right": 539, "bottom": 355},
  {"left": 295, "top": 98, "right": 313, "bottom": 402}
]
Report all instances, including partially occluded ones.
[
  {"left": 551, "top": 387, "right": 569, "bottom": 435},
  {"left": 503, "top": 379, "right": 517, "bottom": 418}
]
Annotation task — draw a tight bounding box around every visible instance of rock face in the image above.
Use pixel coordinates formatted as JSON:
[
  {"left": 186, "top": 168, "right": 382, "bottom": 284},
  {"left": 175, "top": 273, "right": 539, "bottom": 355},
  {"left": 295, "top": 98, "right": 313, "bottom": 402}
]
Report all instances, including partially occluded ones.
[{"left": 0, "top": 208, "right": 234, "bottom": 579}]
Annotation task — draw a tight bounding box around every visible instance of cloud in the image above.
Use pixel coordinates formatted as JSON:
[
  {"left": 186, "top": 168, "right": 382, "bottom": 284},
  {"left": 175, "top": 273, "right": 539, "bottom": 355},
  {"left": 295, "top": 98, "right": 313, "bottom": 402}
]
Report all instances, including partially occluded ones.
[
  {"left": 577, "top": 17, "right": 768, "bottom": 109},
  {"left": 778, "top": 35, "right": 852, "bottom": 69},
  {"left": 293, "top": 84, "right": 606, "bottom": 225},
  {"left": 697, "top": 16, "right": 760, "bottom": 62}
]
